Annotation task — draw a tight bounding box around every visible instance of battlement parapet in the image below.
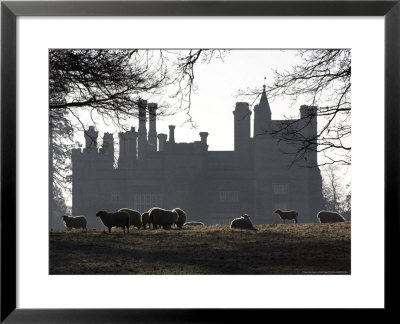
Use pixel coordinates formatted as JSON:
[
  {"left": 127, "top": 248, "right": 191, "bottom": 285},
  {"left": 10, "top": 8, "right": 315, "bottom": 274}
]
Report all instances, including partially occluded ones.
[
  {"left": 103, "top": 132, "right": 114, "bottom": 140},
  {"left": 148, "top": 102, "right": 158, "bottom": 111},
  {"left": 71, "top": 148, "right": 83, "bottom": 162},
  {"left": 119, "top": 127, "right": 138, "bottom": 140},
  {"left": 164, "top": 141, "right": 208, "bottom": 155},
  {"left": 233, "top": 102, "right": 252, "bottom": 120},
  {"left": 300, "top": 105, "right": 318, "bottom": 119}
]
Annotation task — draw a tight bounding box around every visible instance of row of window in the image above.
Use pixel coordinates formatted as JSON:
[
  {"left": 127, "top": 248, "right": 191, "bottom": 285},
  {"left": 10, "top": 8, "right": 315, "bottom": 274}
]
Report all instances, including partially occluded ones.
[
  {"left": 219, "top": 191, "right": 239, "bottom": 202},
  {"left": 134, "top": 193, "right": 163, "bottom": 213},
  {"left": 219, "top": 183, "right": 289, "bottom": 200},
  {"left": 109, "top": 192, "right": 163, "bottom": 213},
  {"left": 272, "top": 183, "right": 289, "bottom": 195},
  {"left": 107, "top": 183, "right": 289, "bottom": 208},
  {"left": 110, "top": 191, "right": 241, "bottom": 204}
]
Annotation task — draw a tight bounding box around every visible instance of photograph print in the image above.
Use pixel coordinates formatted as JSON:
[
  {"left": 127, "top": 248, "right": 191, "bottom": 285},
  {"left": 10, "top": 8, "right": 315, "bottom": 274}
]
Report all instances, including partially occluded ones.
[{"left": 49, "top": 49, "right": 351, "bottom": 275}]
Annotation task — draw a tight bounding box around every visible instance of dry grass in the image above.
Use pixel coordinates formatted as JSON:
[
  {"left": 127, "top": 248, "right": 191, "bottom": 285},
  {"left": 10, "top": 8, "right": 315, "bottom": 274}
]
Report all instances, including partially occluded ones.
[{"left": 49, "top": 222, "right": 350, "bottom": 275}]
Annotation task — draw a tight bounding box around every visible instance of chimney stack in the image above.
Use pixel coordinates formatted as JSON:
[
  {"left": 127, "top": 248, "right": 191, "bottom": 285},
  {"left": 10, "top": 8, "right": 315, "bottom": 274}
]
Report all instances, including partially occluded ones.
[
  {"left": 102, "top": 133, "right": 114, "bottom": 168},
  {"left": 138, "top": 99, "right": 147, "bottom": 135},
  {"left": 157, "top": 133, "right": 168, "bottom": 152},
  {"left": 199, "top": 132, "right": 209, "bottom": 144},
  {"left": 233, "top": 102, "right": 252, "bottom": 167},
  {"left": 147, "top": 103, "right": 158, "bottom": 151},
  {"left": 137, "top": 99, "right": 148, "bottom": 161},
  {"left": 168, "top": 125, "right": 175, "bottom": 143},
  {"left": 84, "top": 126, "right": 98, "bottom": 150}
]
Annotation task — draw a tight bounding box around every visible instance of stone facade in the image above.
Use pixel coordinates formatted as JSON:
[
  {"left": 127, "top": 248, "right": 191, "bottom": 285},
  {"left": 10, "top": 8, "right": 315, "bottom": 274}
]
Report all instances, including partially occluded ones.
[{"left": 71, "top": 88, "right": 324, "bottom": 227}]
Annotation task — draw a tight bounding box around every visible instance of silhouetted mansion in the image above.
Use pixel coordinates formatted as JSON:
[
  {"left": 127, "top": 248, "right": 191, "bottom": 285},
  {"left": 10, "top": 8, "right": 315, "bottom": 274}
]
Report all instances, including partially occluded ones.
[{"left": 71, "top": 86, "right": 324, "bottom": 227}]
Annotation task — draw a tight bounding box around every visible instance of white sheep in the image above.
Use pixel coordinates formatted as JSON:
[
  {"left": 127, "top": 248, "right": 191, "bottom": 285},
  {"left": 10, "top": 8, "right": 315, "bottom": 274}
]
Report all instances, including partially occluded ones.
[
  {"left": 118, "top": 208, "right": 142, "bottom": 229},
  {"left": 172, "top": 208, "right": 187, "bottom": 229},
  {"left": 96, "top": 210, "right": 130, "bottom": 234},
  {"left": 62, "top": 215, "right": 87, "bottom": 230},
  {"left": 183, "top": 221, "right": 205, "bottom": 227},
  {"left": 317, "top": 211, "right": 346, "bottom": 223},
  {"left": 274, "top": 209, "right": 298, "bottom": 224},
  {"left": 230, "top": 214, "right": 257, "bottom": 230},
  {"left": 148, "top": 207, "right": 179, "bottom": 229},
  {"left": 141, "top": 212, "right": 151, "bottom": 229}
]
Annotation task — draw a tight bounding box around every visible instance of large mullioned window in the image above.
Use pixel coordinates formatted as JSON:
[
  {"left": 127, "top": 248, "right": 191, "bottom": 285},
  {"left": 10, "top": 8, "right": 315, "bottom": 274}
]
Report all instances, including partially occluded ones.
[
  {"left": 219, "top": 191, "right": 239, "bottom": 203},
  {"left": 272, "top": 183, "right": 289, "bottom": 195},
  {"left": 133, "top": 193, "right": 163, "bottom": 213},
  {"left": 110, "top": 191, "right": 121, "bottom": 203}
]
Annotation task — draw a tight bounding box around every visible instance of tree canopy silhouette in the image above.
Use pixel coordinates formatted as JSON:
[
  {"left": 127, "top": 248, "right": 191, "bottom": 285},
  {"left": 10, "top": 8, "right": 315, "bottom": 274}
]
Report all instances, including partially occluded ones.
[{"left": 50, "top": 49, "right": 226, "bottom": 127}]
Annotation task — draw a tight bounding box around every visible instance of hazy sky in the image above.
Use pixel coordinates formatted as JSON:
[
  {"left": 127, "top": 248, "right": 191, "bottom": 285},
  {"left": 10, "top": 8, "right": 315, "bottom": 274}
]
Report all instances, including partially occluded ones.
[
  {"left": 157, "top": 50, "right": 303, "bottom": 150},
  {"left": 76, "top": 50, "right": 305, "bottom": 150}
]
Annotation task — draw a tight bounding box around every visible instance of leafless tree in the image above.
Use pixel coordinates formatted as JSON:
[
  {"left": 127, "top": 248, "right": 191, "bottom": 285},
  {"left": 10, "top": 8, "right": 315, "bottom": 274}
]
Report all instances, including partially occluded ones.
[
  {"left": 322, "top": 165, "right": 351, "bottom": 219},
  {"left": 342, "top": 188, "right": 351, "bottom": 220},
  {"left": 240, "top": 49, "right": 351, "bottom": 167},
  {"left": 168, "top": 49, "right": 227, "bottom": 124},
  {"left": 322, "top": 165, "right": 343, "bottom": 212},
  {"left": 50, "top": 49, "right": 227, "bottom": 129},
  {"left": 49, "top": 49, "right": 226, "bottom": 226},
  {"left": 49, "top": 49, "right": 170, "bottom": 128}
]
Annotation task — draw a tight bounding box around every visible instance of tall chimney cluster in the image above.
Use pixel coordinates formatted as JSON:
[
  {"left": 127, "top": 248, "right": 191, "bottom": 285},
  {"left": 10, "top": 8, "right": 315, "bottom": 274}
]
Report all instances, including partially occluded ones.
[{"left": 148, "top": 103, "right": 158, "bottom": 151}]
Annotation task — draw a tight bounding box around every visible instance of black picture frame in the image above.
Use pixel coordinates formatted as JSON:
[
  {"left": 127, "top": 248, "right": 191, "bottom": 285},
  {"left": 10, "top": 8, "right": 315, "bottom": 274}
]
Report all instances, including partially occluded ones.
[{"left": 1, "top": 0, "right": 399, "bottom": 322}]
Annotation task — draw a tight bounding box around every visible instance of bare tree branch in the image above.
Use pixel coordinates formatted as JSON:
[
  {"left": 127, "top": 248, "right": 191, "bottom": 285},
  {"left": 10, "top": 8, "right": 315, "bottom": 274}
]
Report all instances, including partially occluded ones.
[{"left": 239, "top": 49, "right": 351, "bottom": 167}]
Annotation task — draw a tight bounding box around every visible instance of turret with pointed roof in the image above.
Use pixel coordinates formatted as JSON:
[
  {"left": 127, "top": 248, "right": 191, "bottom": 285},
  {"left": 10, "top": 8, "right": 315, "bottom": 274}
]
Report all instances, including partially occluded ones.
[{"left": 253, "top": 84, "right": 272, "bottom": 137}]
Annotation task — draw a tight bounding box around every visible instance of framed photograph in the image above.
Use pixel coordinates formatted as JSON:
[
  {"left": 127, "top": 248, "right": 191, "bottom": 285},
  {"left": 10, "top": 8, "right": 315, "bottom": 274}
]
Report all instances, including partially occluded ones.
[{"left": 1, "top": 0, "right": 398, "bottom": 321}]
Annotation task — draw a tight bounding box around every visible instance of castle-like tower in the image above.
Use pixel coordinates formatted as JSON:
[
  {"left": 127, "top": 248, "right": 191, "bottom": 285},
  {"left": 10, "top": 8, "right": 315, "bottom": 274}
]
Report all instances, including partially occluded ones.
[
  {"left": 70, "top": 86, "right": 324, "bottom": 228},
  {"left": 253, "top": 84, "right": 272, "bottom": 137},
  {"left": 118, "top": 127, "right": 137, "bottom": 169},
  {"left": 233, "top": 102, "right": 252, "bottom": 168}
]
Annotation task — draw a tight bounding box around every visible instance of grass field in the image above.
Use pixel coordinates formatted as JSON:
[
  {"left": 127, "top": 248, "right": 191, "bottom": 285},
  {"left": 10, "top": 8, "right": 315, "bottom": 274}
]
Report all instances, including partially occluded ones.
[{"left": 49, "top": 222, "right": 350, "bottom": 275}]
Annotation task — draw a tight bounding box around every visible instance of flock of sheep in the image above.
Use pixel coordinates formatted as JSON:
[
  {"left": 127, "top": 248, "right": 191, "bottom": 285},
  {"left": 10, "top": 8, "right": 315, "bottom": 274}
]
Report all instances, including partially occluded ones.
[
  {"left": 62, "top": 207, "right": 187, "bottom": 233},
  {"left": 62, "top": 207, "right": 346, "bottom": 233},
  {"left": 229, "top": 210, "right": 346, "bottom": 231},
  {"left": 274, "top": 209, "right": 346, "bottom": 224}
]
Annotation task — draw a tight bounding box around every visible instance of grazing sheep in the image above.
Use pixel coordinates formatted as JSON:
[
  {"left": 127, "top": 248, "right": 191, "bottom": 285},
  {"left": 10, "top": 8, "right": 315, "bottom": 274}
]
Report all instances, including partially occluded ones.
[
  {"left": 118, "top": 208, "right": 142, "bottom": 229},
  {"left": 172, "top": 208, "right": 187, "bottom": 229},
  {"left": 317, "top": 211, "right": 346, "bottom": 223},
  {"left": 96, "top": 210, "right": 130, "bottom": 234},
  {"left": 183, "top": 221, "right": 204, "bottom": 227},
  {"left": 274, "top": 209, "right": 298, "bottom": 224},
  {"left": 230, "top": 214, "right": 257, "bottom": 230},
  {"left": 149, "top": 207, "right": 179, "bottom": 229},
  {"left": 62, "top": 215, "right": 87, "bottom": 230},
  {"left": 141, "top": 212, "right": 151, "bottom": 229}
]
